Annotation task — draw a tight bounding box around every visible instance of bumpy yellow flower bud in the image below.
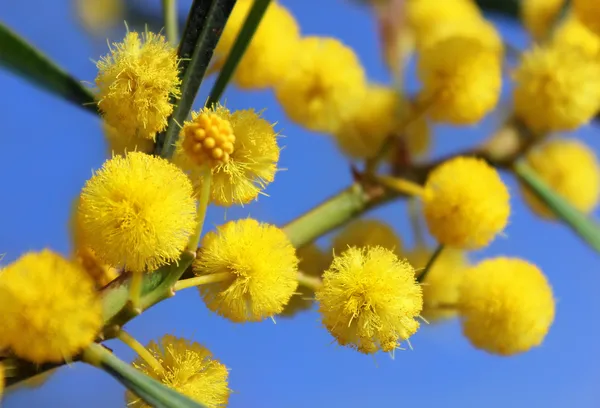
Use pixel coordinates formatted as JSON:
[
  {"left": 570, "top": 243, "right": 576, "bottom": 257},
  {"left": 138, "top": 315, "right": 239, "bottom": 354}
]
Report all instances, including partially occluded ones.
[
  {"left": 316, "top": 246, "right": 422, "bottom": 354},
  {"left": 417, "top": 36, "right": 502, "bottom": 125},
  {"left": 407, "top": 246, "right": 468, "bottom": 322},
  {"left": 459, "top": 257, "right": 555, "bottom": 356},
  {"left": 96, "top": 31, "right": 180, "bottom": 140},
  {"left": 573, "top": 0, "right": 600, "bottom": 37},
  {"left": 174, "top": 105, "right": 280, "bottom": 206},
  {"left": 553, "top": 15, "right": 600, "bottom": 57},
  {"left": 78, "top": 152, "right": 197, "bottom": 272},
  {"left": 423, "top": 157, "right": 510, "bottom": 249},
  {"left": 275, "top": 36, "right": 367, "bottom": 133},
  {"left": 281, "top": 244, "right": 330, "bottom": 317},
  {"left": 521, "top": 0, "right": 566, "bottom": 40},
  {"left": 522, "top": 139, "right": 600, "bottom": 218},
  {"left": 0, "top": 250, "right": 102, "bottom": 363},
  {"left": 195, "top": 219, "right": 299, "bottom": 322},
  {"left": 513, "top": 44, "right": 600, "bottom": 134},
  {"left": 127, "top": 335, "right": 230, "bottom": 408},
  {"left": 332, "top": 219, "right": 403, "bottom": 258}
]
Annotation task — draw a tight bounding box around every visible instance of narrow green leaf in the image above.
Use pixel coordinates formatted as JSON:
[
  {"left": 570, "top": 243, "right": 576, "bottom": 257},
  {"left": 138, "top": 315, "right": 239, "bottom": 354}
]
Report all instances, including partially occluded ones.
[
  {"left": 155, "top": 0, "right": 238, "bottom": 158},
  {"left": 84, "top": 343, "right": 208, "bottom": 408},
  {"left": 514, "top": 161, "right": 600, "bottom": 253},
  {"left": 0, "top": 23, "right": 97, "bottom": 114},
  {"left": 206, "top": 0, "right": 271, "bottom": 107}
]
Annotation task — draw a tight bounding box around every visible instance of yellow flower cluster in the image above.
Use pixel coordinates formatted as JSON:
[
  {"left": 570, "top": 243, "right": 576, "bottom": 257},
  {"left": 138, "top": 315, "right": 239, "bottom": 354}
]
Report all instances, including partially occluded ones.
[
  {"left": 96, "top": 31, "right": 180, "bottom": 144},
  {"left": 194, "top": 219, "right": 299, "bottom": 322},
  {"left": 0, "top": 250, "right": 102, "bottom": 363},
  {"left": 316, "top": 246, "right": 422, "bottom": 354},
  {"left": 175, "top": 105, "right": 280, "bottom": 206},
  {"left": 521, "top": 0, "right": 566, "bottom": 40},
  {"left": 128, "top": 335, "right": 230, "bottom": 408},
  {"left": 459, "top": 257, "right": 555, "bottom": 355},
  {"left": 521, "top": 139, "right": 600, "bottom": 218},
  {"left": 78, "top": 152, "right": 197, "bottom": 272}
]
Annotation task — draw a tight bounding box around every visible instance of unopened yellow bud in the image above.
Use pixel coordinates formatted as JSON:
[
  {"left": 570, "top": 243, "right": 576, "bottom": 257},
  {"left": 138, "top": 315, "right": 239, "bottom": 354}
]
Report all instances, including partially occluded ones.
[{"left": 182, "top": 112, "right": 236, "bottom": 167}]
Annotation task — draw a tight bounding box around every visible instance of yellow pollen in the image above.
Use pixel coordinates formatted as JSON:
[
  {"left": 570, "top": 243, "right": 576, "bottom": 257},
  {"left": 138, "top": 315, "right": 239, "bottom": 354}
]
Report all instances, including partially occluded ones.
[{"left": 183, "top": 112, "right": 236, "bottom": 167}]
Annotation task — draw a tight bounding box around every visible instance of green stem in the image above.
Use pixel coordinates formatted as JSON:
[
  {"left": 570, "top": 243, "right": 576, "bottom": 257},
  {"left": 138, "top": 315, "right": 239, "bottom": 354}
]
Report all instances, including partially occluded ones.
[
  {"left": 282, "top": 184, "right": 390, "bottom": 248},
  {"left": 187, "top": 168, "right": 212, "bottom": 252},
  {"left": 162, "top": 0, "right": 179, "bottom": 45},
  {"left": 206, "top": 0, "right": 272, "bottom": 106},
  {"left": 417, "top": 244, "right": 444, "bottom": 283},
  {"left": 297, "top": 271, "right": 322, "bottom": 291},
  {"left": 173, "top": 272, "right": 232, "bottom": 291}
]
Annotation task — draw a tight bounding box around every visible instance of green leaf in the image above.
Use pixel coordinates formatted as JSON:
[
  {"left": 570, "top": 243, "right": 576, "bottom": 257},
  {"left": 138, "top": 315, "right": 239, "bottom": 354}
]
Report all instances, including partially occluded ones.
[
  {"left": 0, "top": 23, "right": 97, "bottom": 114},
  {"left": 155, "top": 0, "right": 238, "bottom": 158},
  {"left": 84, "top": 343, "right": 208, "bottom": 408},
  {"left": 206, "top": 0, "right": 271, "bottom": 107},
  {"left": 514, "top": 161, "right": 600, "bottom": 254}
]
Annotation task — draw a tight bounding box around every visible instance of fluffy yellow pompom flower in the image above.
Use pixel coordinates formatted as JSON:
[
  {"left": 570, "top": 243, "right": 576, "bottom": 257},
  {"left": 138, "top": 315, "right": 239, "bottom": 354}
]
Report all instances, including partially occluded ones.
[
  {"left": 459, "top": 257, "right": 555, "bottom": 355},
  {"left": 194, "top": 219, "right": 299, "bottom": 322},
  {"left": 316, "top": 246, "right": 422, "bottom": 354},
  {"left": 573, "top": 0, "right": 600, "bottom": 36},
  {"left": 332, "top": 219, "right": 403, "bottom": 257},
  {"left": 406, "top": 0, "right": 482, "bottom": 40},
  {"left": 513, "top": 45, "right": 600, "bottom": 134},
  {"left": 0, "top": 250, "right": 102, "bottom": 363},
  {"left": 521, "top": 139, "right": 600, "bottom": 218},
  {"left": 174, "top": 105, "right": 280, "bottom": 206},
  {"left": 275, "top": 36, "right": 367, "bottom": 133},
  {"left": 416, "top": 18, "right": 502, "bottom": 55},
  {"left": 104, "top": 124, "right": 153, "bottom": 157},
  {"left": 96, "top": 31, "right": 181, "bottom": 140},
  {"left": 78, "top": 152, "right": 197, "bottom": 273},
  {"left": 213, "top": 0, "right": 300, "bottom": 89},
  {"left": 417, "top": 36, "right": 502, "bottom": 125},
  {"left": 407, "top": 246, "right": 468, "bottom": 321},
  {"left": 521, "top": 0, "right": 566, "bottom": 40},
  {"left": 553, "top": 15, "right": 600, "bottom": 57},
  {"left": 127, "top": 335, "right": 230, "bottom": 408},
  {"left": 333, "top": 85, "right": 400, "bottom": 159},
  {"left": 281, "top": 244, "right": 330, "bottom": 317},
  {"left": 423, "top": 157, "right": 510, "bottom": 249}
]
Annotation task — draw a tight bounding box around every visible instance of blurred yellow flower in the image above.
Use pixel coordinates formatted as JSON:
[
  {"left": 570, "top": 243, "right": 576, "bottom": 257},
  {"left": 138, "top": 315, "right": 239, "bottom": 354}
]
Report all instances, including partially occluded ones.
[
  {"left": 459, "top": 257, "right": 555, "bottom": 355},
  {"left": 521, "top": 0, "right": 566, "bottom": 40},
  {"left": 316, "top": 246, "right": 422, "bottom": 354},
  {"left": 0, "top": 250, "right": 102, "bottom": 363},
  {"left": 332, "top": 218, "right": 403, "bottom": 257},
  {"left": 74, "top": 0, "right": 123, "bottom": 35},
  {"left": 553, "top": 15, "right": 600, "bottom": 57},
  {"left": 104, "top": 124, "right": 154, "bottom": 157},
  {"left": 573, "top": 0, "right": 600, "bottom": 36},
  {"left": 127, "top": 335, "right": 230, "bottom": 408},
  {"left": 406, "top": 0, "right": 482, "bottom": 40},
  {"left": 195, "top": 219, "right": 299, "bottom": 322},
  {"left": 78, "top": 152, "right": 197, "bottom": 272}
]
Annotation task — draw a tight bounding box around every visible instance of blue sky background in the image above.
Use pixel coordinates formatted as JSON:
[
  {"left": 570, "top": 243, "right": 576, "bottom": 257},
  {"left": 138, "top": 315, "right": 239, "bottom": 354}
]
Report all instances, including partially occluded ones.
[{"left": 1, "top": 1, "right": 600, "bottom": 407}]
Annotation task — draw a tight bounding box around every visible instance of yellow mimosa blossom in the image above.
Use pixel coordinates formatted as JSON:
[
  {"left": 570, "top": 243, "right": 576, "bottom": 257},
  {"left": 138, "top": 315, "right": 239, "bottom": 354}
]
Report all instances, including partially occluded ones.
[
  {"left": 195, "top": 219, "right": 299, "bottom": 322},
  {"left": 0, "top": 250, "right": 102, "bottom": 363},
  {"left": 75, "top": 0, "right": 123, "bottom": 35},
  {"left": 127, "top": 335, "right": 230, "bottom": 408},
  {"left": 407, "top": 246, "right": 468, "bottom": 321},
  {"left": 78, "top": 152, "right": 197, "bottom": 273},
  {"left": 406, "top": 0, "right": 482, "bottom": 40},
  {"left": 316, "top": 246, "right": 422, "bottom": 354},
  {"left": 417, "top": 36, "right": 502, "bottom": 125},
  {"left": 213, "top": 0, "right": 300, "bottom": 89},
  {"left": 274, "top": 36, "right": 367, "bottom": 133},
  {"left": 174, "top": 105, "right": 280, "bottom": 206},
  {"left": 573, "top": 0, "right": 600, "bottom": 36},
  {"left": 180, "top": 110, "right": 236, "bottom": 167},
  {"left": 416, "top": 18, "right": 502, "bottom": 55},
  {"left": 333, "top": 85, "right": 401, "bottom": 160},
  {"left": 521, "top": 139, "right": 600, "bottom": 218},
  {"left": 521, "top": 0, "right": 566, "bottom": 40},
  {"left": 0, "top": 363, "right": 4, "bottom": 400},
  {"left": 332, "top": 219, "right": 403, "bottom": 258},
  {"left": 281, "top": 244, "right": 330, "bottom": 317},
  {"left": 459, "top": 257, "right": 555, "bottom": 355},
  {"left": 553, "top": 15, "right": 600, "bottom": 56},
  {"left": 104, "top": 124, "right": 154, "bottom": 157},
  {"left": 423, "top": 157, "right": 510, "bottom": 249},
  {"left": 513, "top": 44, "right": 600, "bottom": 134},
  {"left": 96, "top": 31, "right": 181, "bottom": 140}
]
